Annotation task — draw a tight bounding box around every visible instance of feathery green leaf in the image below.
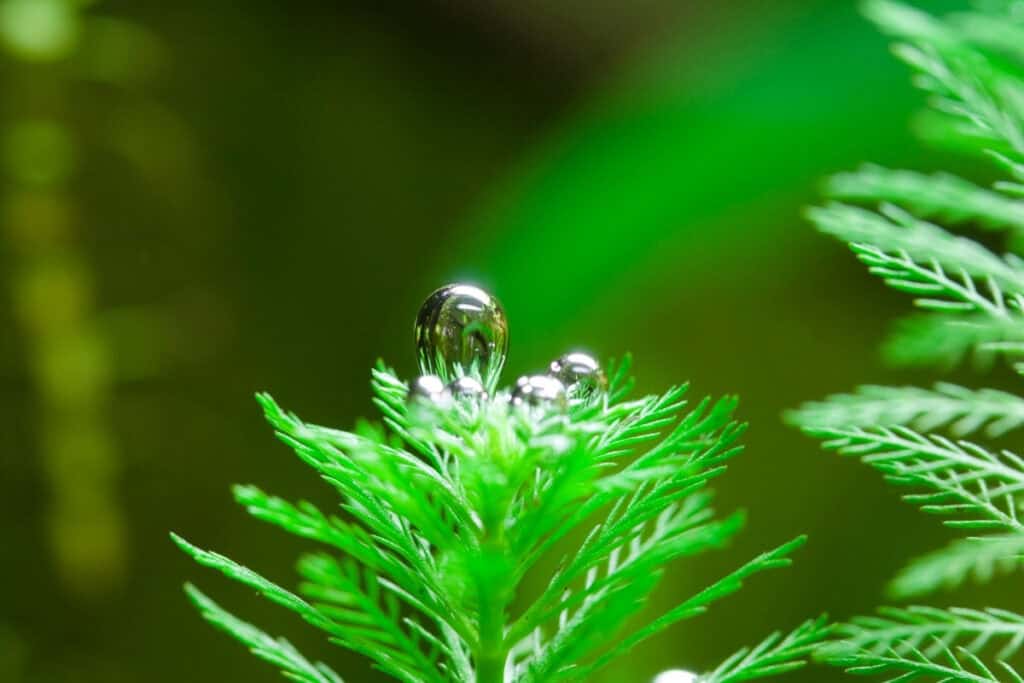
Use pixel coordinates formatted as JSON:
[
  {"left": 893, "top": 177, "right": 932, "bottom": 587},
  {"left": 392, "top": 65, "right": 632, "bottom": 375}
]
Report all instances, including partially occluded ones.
[
  {"left": 806, "top": 425, "right": 1024, "bottom": 531},
  {"left": 789, "top": 383, "right": 1024, "bottom": 437},
  {"left": 701, "top": 616, "right": 834, "bottom": 683},
  {"left": 179, "top": 360, "right": 812, "bottom": 682},
  {"left": 185, "top": 584, "right": 345, "bottom": 683},
  {"left": 887, "top": 534, "right": 1024, "bottom": 598},
  {"left": 827, "top": 165, "right": 1024, "bottom": 233}
]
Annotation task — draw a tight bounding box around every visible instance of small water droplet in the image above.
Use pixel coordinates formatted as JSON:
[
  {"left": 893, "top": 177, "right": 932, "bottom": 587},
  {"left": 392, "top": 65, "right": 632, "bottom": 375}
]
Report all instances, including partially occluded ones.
[
  {"left": 445, "top": 376, "right": 487, "bottom": 401},
  {"left": 652, "top": 670, "right": 697, "bottom": 683},
  {"left": 549, "top": 352, "right": 607, "bottom": 402},
  {"left": 510, "top": 375, "right": 567, "bottom": 409},
  {"left": 414, "top": 283, "right": 508, "bottom": 392},
  {"left": 408, "top": 375, "right": 445, "bottom": 404}
]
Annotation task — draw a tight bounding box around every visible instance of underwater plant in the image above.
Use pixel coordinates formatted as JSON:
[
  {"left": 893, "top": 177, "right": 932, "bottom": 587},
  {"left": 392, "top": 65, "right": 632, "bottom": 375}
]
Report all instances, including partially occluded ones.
[
  {"left": 174, "top": 283, "right": 828, "bottom": 682},
  {"left": 790, "top": 0, "right": 1024, "bottom": 680}
]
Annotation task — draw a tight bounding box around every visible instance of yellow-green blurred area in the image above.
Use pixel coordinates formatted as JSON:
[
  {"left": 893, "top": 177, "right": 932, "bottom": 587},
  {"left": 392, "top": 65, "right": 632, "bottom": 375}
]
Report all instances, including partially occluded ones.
[{"left": 2, "top": 0, "right": 1018, "bottom": 682}]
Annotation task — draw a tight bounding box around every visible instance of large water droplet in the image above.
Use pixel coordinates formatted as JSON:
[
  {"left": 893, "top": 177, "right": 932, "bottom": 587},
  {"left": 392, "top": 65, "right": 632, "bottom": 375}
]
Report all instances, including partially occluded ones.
[
  {"left": 549, "top": 352, "right": 607, "bottom": 403},
  {"left": 414, "top": 284, "right": 508, "bottom": 391},
  {"left": 510, "top": 375, "right": 567, "bottom": 409}
]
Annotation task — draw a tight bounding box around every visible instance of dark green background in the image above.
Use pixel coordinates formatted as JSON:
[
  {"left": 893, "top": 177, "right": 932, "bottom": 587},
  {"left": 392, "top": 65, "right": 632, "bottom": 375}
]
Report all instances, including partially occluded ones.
[{"left": 3, "top": 0, "right": 1020, "bottom": 681}]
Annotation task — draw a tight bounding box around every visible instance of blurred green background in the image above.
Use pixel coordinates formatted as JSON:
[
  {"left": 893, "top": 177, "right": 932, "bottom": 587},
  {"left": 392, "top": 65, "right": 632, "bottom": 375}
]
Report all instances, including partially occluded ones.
[{"left": 3, "top": 0, "right": 1020, "bottom": 681}]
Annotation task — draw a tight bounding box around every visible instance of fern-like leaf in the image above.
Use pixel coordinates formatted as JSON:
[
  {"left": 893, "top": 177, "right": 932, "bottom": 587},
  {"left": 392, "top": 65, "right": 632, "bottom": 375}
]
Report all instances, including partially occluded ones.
[
  {"left": 179, "top": 356, "right": 816, "bottom": 682},
  {"left": 789, "top": 383, "right": 1024, "bottom": 437},
  {"left": 800, "top": 2, "right": 1024, "bottom": 681},
  {"left": 822, "top": 643, "right": 1021, "bottom": 683},
  {"left": 865, "top": 0, "right": 1024, "bottom": 174},
  {"left": 826, "top": 606, "right": 1024, "bottom": 661},
  {"left": 887, "top": 534, "right": 1024, "bottom": 598},
  {"left": 185, "top": 584, "right": 345, "bottom": 683},
  {"left": 560, "top": 536, "right": 807, "bottom": 681},
  {"left": 808, "top": 203, "right": 1024, "bottom": 296},
  {"left": 827, "top": 165, "right": 1024, "bottom": 233},
  {"left": 882, "top": 313, "right": 1024, "bottom": 368},
  {"left": 701, "top": 616, "right": 834, "bottom": 683},
  {"left": 806, "top": 426, "right": 1024, "bottom": 531}
]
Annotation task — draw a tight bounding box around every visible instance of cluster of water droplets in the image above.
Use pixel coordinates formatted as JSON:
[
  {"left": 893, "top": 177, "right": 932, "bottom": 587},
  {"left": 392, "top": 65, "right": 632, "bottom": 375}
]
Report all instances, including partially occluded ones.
[
  {"left": 409, "top": 283, "right": 607, "bottom": 410},
  {"left": 410, "top": 289, "right": 698, "bottom": 679}
]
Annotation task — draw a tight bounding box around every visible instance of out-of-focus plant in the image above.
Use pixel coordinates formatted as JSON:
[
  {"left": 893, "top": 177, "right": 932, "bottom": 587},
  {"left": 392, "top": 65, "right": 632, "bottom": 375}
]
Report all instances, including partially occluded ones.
[
  {"left": 175, "top": 285, "right": 829, "bottom": 682},
  {"left": 457, "top": 2, "right": 918, "bottom": 341},
  {"left": 1, "top": 0, "right": 217, "bottom": 596},
  {"left": 1, "top": 0, "right": 125, "bottom": 596},
  {"left": 789, "top": 1, "right": 1024, "bottom": 680}
]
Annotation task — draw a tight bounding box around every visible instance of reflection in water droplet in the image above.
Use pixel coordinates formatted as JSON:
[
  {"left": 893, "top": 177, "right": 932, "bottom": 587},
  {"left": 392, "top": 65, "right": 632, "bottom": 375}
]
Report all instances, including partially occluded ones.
[
  {"left": 510, "top": 375, "right": 567, "bottom": 409},
  {"left": 445, "top": 375, "right": 487, "bottom": 401},
  {"left": 414, "top": 284, "right": 508, "bottom": 392},
  {"left": 549, "top": 351, "right": 607, "bottom": 403},
  {"left": 408, "top": 375, "right": 445, "bottom": 404}
]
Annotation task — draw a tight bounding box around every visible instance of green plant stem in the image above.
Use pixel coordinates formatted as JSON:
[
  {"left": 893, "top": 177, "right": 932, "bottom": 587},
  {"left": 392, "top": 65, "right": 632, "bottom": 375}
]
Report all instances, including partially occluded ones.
[
  {"left": 476, "top": 615, "right": 504, "bottom": 683},
  {"left": 476, "top": 534, "right": 508, "bottom": 683}
]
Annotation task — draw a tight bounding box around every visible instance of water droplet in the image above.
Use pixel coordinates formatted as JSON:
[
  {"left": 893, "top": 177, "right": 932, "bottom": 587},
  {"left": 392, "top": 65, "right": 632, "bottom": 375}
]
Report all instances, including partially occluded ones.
[
  {"left": 549, "top": 352, "right": 607, "bottom": 402},
  {"left": 652, "top": 670, "right": 697, "bottom": 683},
  {"left": 510, "top": 375, "right": 567, "bottom": 409},
  {"left": 445, "top": 376, "right": 487, "bottom": 401},
  {"left": 414, "top": 283, "right": 508, "bottom": 391},
  {"left": 407, "top": 375, "right": 445, "bottom": 404}
]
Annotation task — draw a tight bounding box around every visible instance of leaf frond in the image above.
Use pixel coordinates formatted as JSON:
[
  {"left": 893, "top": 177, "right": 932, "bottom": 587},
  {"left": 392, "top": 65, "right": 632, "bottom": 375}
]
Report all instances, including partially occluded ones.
[
  {"left": 788, "top": 383, "right": 1024, "bottom": 437},
  {"left": 887, "top": 533, "right": 1024, "bottom": 598},
  {"left": 560, "top": 536, "right": 807, "bottom": 681},
  {"left": 806, "top": 426, "right": 1024, "bottom": 531},
  {"left": 182, "top": 362, "right": 807, "bottom": 683},
  {"left": 700, "top": 615, "right": 834, "bottom": 683},
  {"left": 827, "top": 164, "right": 1024, "bottom": 233},
  {"left": 185, "top": 584, "right": 345, "bottom": 683}
]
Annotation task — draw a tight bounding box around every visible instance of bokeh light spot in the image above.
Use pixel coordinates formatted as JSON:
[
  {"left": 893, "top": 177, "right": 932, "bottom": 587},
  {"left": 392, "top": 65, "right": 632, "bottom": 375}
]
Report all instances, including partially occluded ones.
[{"left": 0, "top": 0, "right": 78, "bottom": 62}]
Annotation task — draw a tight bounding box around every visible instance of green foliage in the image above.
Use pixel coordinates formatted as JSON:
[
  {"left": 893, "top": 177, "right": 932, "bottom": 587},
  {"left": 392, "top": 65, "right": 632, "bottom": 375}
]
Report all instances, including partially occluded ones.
[
  {"left": 822, "top": 643, "right": 1023, "bottom": 683},
  {"left": 700, "top": 616, "right": 832, "bottom": 683},
  {"left": 788, "top": 383, "right": 1024, "bottom": 437},
  {"left": 184, "top": 585, "right": 345, "bottom": 683},
  {"left": 175, "top": 357, "right": 824, "bottom": 682},
  {"left": 790, "top": 1, "right": 1024, "bottom": 681},
  {"left": 887, "top": 535, "right": 1024, "bottom": 599},
  {"left": 827, "top": 165, "right": 1024, "bottom": 234},
  {"left": 823, "top": 606, "right": 1024, "bottom": 660},
  {"left": 818, "top": 607, "right": 1024, "bottom": 682},
  {"left": 802, "top": 425, "right": 1024, "bottom": 531},
  {"left": 459, "top": 1, "right": 920, "bottom": 339}
]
